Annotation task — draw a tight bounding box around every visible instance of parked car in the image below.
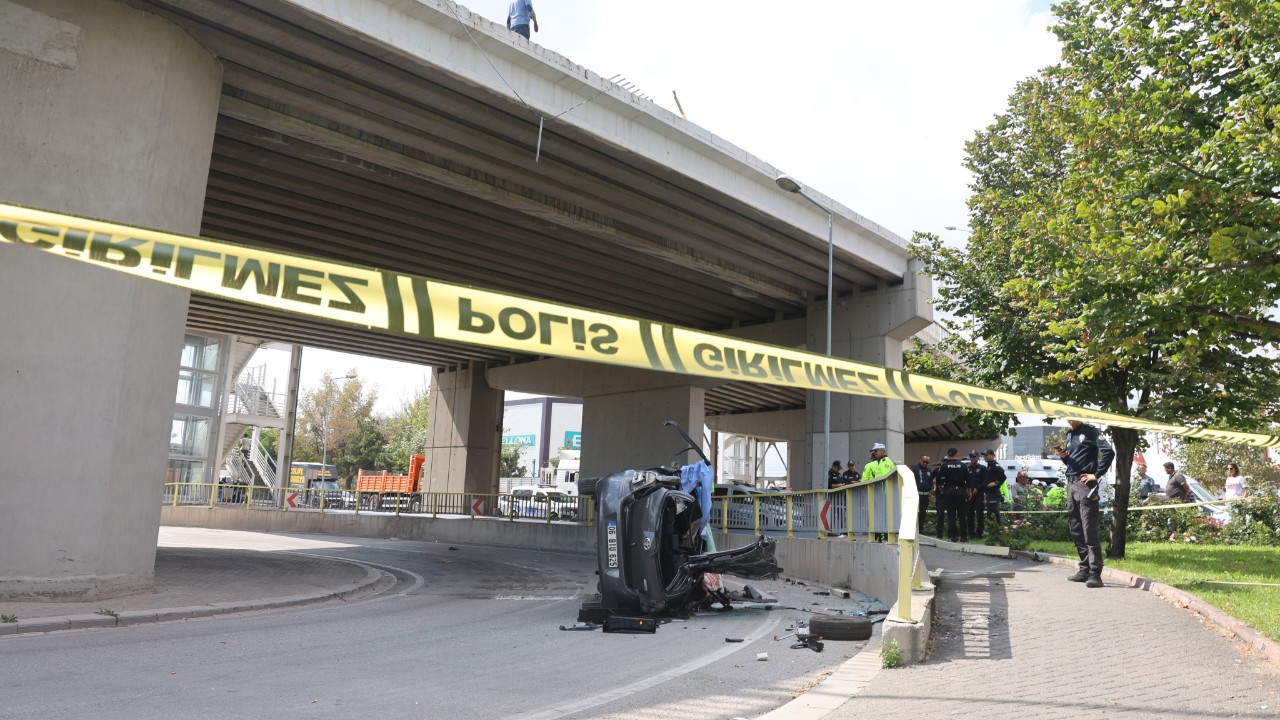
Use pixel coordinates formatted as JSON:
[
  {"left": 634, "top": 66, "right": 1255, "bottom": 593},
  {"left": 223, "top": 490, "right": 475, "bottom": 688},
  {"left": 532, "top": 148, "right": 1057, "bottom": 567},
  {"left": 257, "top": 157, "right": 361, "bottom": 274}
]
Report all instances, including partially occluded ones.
[
  {"left": 578, "top": 422, "right": 779, "bottom": 622},
  {"left": 1186, "top": 477, "right": 1232, "bottom": 526},
  {"left": 498, "top": 486, "right": 578, "bottom": 519},
  {"left": 305, "top": 480, "right": 350, "bottom": 509}
]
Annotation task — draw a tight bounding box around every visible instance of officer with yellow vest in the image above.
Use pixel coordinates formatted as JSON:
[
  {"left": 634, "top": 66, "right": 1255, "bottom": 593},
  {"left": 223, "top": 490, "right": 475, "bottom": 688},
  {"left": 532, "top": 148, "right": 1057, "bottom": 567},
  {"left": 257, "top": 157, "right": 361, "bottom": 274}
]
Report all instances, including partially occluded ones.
[{"left": 863, "top": 443, "right": 895, "bottom": 541}]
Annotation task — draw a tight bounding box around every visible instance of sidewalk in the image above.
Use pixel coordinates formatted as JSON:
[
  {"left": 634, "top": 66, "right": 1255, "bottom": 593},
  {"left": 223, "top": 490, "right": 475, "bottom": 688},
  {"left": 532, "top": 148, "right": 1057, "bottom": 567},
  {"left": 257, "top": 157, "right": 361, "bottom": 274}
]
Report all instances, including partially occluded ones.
[
  {"left": 829, "top": 546, "right": 1280, "bottom": 719},
  {"left": 0, "top": 528, "right": 382, "bottom": 633}
]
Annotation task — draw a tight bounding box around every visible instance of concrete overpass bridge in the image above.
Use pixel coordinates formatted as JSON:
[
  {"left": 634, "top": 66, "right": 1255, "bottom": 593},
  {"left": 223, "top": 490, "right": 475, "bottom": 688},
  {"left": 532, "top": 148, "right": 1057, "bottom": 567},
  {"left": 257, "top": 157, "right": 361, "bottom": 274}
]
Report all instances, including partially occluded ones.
[{"left": 0, "top": 0, "right": 929, "bottom": 599}]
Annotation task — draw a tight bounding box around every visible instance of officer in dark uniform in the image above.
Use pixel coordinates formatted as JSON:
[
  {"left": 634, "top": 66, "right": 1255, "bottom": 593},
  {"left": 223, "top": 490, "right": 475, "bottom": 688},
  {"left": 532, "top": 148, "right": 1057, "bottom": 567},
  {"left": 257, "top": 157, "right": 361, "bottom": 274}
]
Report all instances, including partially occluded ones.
[
  {"left": 827, "top": 460, "right": 844, "bottom": 489},
  {"left": 911, "top": 454, "right": 933, "bottom": 535},
  {"left": 1054, "top": 420, "right": 1114, "bottom": 588},
  {"left": 936, "top": 448, "right": 969, "bottom": 542},
  {"left": 982, "top": 449, "right": 1006, "bottom": 529},
  {"left": 965, "top": 451, "right": 986, "bottom": 539}
]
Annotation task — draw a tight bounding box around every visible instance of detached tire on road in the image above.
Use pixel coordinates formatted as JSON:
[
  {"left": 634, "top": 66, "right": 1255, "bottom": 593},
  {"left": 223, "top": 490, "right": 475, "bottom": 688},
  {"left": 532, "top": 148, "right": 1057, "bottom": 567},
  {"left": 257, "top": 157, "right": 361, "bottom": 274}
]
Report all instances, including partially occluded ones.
[{"left": 809, "top": 614, "right": 873, "bottom": 641}]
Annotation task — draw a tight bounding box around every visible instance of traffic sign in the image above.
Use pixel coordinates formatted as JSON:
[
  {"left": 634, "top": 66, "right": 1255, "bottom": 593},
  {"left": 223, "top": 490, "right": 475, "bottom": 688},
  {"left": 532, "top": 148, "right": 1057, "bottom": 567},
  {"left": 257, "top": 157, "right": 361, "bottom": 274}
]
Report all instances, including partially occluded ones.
[
  {"left": 471, "top": 498, "right": 485, "bottom": 516},
  {"left": 819, "top": 499, "right": 831, "bottom": 532},
  {"left": 286, "top": 492, "right": 299, "bottom": 509}
]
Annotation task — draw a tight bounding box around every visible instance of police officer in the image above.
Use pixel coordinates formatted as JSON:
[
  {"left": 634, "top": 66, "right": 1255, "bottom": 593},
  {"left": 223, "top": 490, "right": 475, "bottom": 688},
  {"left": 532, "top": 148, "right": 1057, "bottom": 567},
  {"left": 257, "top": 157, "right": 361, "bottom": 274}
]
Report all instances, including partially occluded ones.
[
  {"left": 912, "top": 454, "right": 933, "bottom": 535},
  {"left": 936, "top": 448, "right": 969, "bottom": 542},
  {"left": 1053, "top": 419, "right": 1114, "bottom": 588},
  {"left": 965, "top": 451, "right": 986, "bottom": 539},
  {"left": 827, "top": 460, "right": 844, "bottom": 489},
  {"left": 982, "top": 449, "right": 1006, "bottom": 529}
]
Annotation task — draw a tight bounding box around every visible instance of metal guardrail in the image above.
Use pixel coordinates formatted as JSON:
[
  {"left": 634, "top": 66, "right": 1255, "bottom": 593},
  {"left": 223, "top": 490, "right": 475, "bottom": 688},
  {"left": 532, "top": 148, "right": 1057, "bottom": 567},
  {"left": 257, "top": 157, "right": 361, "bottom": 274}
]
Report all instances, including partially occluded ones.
[
  {"left": 162, "top": 483, "right": 595, "bottom": 525},
  {"left": 165, "top": 471, "right": 926, "bottom": 619}
]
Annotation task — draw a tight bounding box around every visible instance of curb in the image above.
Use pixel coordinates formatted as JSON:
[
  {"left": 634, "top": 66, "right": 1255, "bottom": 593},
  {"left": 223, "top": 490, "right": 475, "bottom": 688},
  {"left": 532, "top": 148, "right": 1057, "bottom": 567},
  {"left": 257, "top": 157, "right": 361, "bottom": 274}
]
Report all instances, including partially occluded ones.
[
  {"left": 0, "top": 559, "right": 387, "bottom": 637},
  {"left": 1013, "top": 550, "right": 1280, "bottom": 667}
]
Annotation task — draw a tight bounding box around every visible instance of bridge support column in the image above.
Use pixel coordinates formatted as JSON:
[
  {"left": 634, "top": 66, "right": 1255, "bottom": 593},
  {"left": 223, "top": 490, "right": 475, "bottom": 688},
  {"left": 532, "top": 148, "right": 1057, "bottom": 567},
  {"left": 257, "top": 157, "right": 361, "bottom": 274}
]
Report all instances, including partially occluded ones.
[
  {"left": 485, "top": 359, "right": 719, "bottom": 480},
  {"left": 580, "top": 385, "right": 707, "bottom": 479},
  {"left": 806, "top": 266, "right": 932, "bottom": 485},
  {"left": 423, "top": 362, "right": 503, "bottom": 494},
  {"left": 0, "top": 0, "right": 221, "bottom": 599}
]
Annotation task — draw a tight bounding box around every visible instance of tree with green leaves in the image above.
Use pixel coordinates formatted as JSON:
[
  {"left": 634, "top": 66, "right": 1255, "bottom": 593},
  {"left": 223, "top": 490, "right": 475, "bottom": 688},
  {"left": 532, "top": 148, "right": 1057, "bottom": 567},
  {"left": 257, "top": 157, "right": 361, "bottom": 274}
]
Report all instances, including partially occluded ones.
[
  {"left": 913, "top": 0, "right": 1280, "bottom": 558},
  {"left": 377, "top": 384, "right": 430, "bottom": 475},
  {"left": 500, "top": 443, "right": 527, "bottom": 478},
  {"left": 294, "top": 370, "right": 376, "bottom": 475}
]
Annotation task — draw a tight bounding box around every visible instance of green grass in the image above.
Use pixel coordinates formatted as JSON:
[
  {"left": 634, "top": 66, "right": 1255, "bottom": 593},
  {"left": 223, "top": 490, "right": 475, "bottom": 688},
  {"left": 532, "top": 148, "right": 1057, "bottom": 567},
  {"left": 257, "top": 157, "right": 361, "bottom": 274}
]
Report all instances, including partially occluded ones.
[{"left": 1026, "top": 540, "right": 1280, "bottom": 643}]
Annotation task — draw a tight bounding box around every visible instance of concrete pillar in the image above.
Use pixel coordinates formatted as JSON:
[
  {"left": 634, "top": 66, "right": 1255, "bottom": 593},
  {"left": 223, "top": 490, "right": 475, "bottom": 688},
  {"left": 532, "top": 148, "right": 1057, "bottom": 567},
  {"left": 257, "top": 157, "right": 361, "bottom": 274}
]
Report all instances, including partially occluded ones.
[
  {"left": 805, "top": 266, "right": 932, "bottom": 486},
  {"left": 423, "top": 363, "right": 504, "bottom": 494},
  {"left": 485, "top": 359, "right": 719, "bottom": 481},
  {"left": 0, "top": 0, "right": 221, "bottom": 600},
  {"left": 580, "top": 385, "right": 706, "bottom": 479}
]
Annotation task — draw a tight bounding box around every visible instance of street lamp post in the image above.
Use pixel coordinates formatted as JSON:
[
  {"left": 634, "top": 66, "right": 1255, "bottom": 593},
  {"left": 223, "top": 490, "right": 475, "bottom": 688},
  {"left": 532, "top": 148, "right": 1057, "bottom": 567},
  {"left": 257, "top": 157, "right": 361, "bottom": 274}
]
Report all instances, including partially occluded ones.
[
  {"left": 775, "top": 175, "right": 834, "bottom": 488},
  {"left": 320, "top": 373, "right": 357, "bottom": 474}
]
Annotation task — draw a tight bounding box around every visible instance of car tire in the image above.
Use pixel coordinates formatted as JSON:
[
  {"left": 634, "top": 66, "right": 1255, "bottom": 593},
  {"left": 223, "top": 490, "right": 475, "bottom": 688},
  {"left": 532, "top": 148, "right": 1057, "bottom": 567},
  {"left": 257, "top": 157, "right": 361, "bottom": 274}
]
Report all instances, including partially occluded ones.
[
  {"left": 808, "top": 614, "right": 874, "bottom": 641},
  {"left": 578, "top": 477, "right": 600, "bottom": 496},
  {"left": 409, "top": 497, "right": 422, "bottom": 513}
]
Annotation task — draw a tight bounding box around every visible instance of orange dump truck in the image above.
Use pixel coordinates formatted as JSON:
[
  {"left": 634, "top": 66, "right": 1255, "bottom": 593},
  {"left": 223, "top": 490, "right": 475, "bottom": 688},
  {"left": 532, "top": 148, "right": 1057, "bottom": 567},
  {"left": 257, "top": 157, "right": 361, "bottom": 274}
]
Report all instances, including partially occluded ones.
[{"left": 357, "top": 454, "right": 426, "bottom": 513}]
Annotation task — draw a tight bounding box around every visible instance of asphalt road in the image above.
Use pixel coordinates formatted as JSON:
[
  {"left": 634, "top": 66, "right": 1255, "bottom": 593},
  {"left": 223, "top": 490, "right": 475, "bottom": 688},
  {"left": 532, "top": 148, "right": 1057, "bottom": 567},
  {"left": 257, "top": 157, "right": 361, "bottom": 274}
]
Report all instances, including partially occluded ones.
[{"left": 0, "top": 533, "right": 865, "bottom": 720}]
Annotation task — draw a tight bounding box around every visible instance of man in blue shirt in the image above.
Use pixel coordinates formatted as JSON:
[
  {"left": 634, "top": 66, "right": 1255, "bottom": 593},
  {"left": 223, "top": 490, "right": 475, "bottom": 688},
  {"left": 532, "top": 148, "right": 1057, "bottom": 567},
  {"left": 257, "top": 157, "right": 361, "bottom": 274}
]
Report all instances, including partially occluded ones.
[
  {"left": 1053, "top": 420, "right": 1115, "bottom": 588},
  {"left": 506, "top": 1, "right": 538, "bottom": 39}
]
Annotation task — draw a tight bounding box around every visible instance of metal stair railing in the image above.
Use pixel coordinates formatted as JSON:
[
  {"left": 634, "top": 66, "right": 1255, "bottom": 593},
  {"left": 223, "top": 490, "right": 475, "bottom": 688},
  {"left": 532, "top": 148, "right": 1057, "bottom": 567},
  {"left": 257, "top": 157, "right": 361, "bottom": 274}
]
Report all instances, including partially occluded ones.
[{"left": 249, "top": 432, "right": 278, "bottom": 488}]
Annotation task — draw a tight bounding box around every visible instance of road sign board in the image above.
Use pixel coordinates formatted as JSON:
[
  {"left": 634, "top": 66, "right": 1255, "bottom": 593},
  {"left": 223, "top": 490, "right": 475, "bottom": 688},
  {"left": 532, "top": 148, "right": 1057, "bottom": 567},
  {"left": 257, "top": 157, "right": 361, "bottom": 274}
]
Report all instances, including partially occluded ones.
[
  {"left": 820, "top": 499, "right": 831, "bottom": 532},
  {"left": 472, "top": 498, "right": 485, "bottom": 515},
  {"left": 286, "top": 492, "right": 299, "bottom": 509}
]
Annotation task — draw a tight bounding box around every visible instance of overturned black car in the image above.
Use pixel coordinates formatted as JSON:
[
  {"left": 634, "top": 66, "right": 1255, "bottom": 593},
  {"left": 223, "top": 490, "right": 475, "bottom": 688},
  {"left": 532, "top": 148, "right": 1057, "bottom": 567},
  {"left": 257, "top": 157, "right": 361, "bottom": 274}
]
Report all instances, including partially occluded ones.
[{"left": 577, "top": 422, "right": 779, "bottom": 626}]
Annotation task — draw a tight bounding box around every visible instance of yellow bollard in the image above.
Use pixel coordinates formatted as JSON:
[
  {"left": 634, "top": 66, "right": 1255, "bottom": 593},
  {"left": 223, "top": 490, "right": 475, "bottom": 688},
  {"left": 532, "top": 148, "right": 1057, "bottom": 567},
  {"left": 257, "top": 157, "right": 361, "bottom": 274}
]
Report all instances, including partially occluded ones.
[
  {"left": 897, "top": 537, "right": 913, "bottom": 621},
  {"left": 886, "top": 477, "right": 897, "bottom": 544}
]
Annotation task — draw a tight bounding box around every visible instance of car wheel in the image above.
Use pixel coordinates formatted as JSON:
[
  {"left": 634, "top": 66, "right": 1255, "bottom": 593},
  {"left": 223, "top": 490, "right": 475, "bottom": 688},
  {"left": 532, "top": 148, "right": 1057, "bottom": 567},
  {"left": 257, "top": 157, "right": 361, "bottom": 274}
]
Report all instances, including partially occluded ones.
[
  {"left": 550, "top": 511, "right": 559, "bottom": 520},
  {"left": 409, "top": 497, "right": 422, "bottom": 513},
  {"left": 808, "top": 614, "right": 873, "bottom": 641}
]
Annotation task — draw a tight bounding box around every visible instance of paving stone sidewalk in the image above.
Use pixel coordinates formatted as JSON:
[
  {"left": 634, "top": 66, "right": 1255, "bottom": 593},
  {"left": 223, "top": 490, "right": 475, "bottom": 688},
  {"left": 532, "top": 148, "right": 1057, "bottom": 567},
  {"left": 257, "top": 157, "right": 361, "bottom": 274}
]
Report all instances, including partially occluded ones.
[
  {"left": 829, "top": 546, "right": 1280, "bottom": 720},
  {"left": 0, "top": 547, "right": 372, "bottom": 624}
]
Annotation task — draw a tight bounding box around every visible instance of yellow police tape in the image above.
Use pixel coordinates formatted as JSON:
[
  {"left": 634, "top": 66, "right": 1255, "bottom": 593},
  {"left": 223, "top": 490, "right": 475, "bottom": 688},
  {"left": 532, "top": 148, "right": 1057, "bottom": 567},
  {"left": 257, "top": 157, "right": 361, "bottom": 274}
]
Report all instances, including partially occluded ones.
[
  {"left": 3, "top": 202, "right": 1278, "bottom": 450},
  {"left": 1001, "top": 497, "right": 1246, "bottom": 514}
]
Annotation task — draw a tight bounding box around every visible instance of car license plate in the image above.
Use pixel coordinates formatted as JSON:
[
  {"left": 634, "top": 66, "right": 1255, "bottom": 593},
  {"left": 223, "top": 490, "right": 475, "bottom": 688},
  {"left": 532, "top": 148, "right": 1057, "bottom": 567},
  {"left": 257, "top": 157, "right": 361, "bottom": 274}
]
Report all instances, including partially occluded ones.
[{"left": 606, "top": 522, "right": 618, "bottom": 568}]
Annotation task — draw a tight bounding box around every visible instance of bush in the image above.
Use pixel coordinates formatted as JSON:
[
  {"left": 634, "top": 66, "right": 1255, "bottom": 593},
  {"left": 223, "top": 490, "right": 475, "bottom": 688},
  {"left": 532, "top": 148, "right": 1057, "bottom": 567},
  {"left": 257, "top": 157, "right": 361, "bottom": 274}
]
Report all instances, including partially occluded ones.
[{"left": 985, "top": 511, "right": 1072, "bottom": 550}]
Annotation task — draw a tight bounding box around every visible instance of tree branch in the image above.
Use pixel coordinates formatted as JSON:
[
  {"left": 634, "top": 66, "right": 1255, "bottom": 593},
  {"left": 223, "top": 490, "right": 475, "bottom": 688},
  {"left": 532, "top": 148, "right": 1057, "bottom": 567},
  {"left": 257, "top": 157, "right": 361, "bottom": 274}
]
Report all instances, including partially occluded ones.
[{"left": 1191, "top": 307, "right": 1280, "bottom": 335}]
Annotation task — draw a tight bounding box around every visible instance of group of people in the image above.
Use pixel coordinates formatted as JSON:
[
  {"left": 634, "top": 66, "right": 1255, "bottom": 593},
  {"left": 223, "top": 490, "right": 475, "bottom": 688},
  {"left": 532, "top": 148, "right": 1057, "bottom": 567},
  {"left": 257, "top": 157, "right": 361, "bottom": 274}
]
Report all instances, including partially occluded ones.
[
  {"left": 826, "top": 442, "right": 897, "bottom": 489},
  {"left": 913, "top": 420, "right": 1115, "bottom": 589},
  {"left": 912, "top": 447, "right": 1007, "bottom": 545},
  {"left": 1134, "top": 460, "right": 1250, "bottom": 505}
]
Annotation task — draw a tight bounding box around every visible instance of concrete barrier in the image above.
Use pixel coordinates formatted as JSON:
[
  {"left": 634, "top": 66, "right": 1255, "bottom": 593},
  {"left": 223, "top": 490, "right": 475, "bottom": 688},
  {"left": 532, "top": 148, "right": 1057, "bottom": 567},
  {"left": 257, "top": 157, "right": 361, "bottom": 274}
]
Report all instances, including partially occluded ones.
[{"left": 161, "top": 507, "right": 594, "bottom": 556}]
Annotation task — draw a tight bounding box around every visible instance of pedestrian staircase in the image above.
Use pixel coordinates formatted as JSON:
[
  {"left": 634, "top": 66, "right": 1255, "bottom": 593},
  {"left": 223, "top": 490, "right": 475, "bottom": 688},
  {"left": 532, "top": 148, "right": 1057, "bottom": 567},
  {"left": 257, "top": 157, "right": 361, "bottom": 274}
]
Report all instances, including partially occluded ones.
[{"left": 218, "top": 339, "right": 289, "bottom": 500}]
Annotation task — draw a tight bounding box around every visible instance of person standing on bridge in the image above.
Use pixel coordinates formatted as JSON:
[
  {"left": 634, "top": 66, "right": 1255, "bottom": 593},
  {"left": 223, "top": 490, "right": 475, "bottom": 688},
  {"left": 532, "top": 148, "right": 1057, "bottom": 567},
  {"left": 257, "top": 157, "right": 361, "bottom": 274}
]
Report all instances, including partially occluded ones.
[
  {"left": 506, "top": 1, "right": 538, "bottom": 39},
  {"left": 1055, "top": 419, "right": 1114, "bottom": 589}
]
